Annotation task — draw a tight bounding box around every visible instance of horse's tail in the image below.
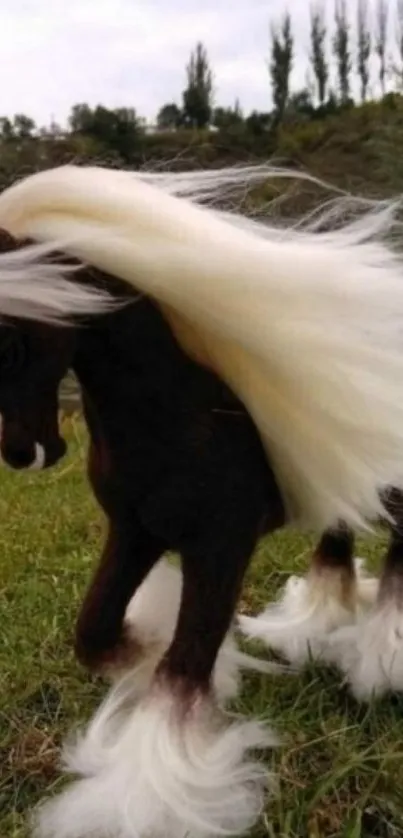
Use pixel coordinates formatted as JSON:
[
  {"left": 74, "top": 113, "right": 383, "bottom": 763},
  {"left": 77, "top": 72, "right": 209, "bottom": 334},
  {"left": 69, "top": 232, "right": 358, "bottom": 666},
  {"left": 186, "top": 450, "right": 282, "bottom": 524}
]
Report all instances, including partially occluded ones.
[{"left": 1, "top": 163, "right": 403, "bottom": 531}]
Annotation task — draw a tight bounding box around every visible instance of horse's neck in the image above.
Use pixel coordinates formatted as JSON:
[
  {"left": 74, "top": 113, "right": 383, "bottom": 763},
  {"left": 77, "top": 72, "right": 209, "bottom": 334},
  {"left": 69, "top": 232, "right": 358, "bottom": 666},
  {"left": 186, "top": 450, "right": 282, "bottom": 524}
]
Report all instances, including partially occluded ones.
[
  {"left": 71, "top": 296, "right": 228, "bottom": 445},
  {"left": 68, "top": 296, "right": 272, "bottom": 524}
]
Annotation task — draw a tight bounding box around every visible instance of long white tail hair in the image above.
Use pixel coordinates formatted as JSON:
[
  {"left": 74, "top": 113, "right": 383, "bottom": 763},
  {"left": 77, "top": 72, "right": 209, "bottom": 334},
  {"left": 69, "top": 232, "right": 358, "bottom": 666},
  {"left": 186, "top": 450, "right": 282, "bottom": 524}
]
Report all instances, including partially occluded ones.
[{"left": 0, "top": 163, "right": 403, "bottom": 531}]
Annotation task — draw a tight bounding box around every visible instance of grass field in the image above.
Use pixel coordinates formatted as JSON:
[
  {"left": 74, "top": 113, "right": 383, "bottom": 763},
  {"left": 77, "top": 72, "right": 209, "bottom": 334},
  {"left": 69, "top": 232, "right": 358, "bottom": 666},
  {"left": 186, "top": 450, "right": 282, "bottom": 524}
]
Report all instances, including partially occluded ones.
[{"left": 1, "top": 416, "right": 403, "bottom": 838}]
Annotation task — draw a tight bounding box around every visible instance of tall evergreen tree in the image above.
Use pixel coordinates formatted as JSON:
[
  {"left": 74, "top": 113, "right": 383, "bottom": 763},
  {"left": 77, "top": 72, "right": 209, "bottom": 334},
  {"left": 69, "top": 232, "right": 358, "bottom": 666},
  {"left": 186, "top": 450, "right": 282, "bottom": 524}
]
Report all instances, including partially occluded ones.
[
  {"left": 333, "top": 0, "right": 352, "bottom": 105},
  {"left": 357, "top": 0, "right": 371, "bottom": 102},
  {"left": 396, "top": 0, "right": 403, "bottom": 89},
  {"left": 310, "top": 3, "right": 328, "bottom": 107},
  {"left": 375, "top": 0, "right": 388, "bottom": 96},
  {"left": 182, "top": 43, "right": 213, "bottom": 129},
  {"left": 269, "top": 12, "right": 294, "bottom": 128}
]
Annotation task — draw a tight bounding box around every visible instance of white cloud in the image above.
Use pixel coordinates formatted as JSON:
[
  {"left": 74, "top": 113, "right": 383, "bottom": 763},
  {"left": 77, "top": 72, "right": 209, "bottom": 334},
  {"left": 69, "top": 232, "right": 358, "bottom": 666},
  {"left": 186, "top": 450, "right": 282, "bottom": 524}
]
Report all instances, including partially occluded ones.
[{"left": 0, "top": 0, "right": 393, "bottom": 128}]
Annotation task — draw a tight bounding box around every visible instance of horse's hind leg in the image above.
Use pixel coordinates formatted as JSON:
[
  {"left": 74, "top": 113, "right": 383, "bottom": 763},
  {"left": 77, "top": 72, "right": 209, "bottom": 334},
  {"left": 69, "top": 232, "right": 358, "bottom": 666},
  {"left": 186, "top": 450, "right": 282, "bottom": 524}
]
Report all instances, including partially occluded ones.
[
  {"left": 239, "top": 523, "right": 378, "bottom": 666},
  {"left": 329, "top": 490, "right": 403, "bottom": 700}
]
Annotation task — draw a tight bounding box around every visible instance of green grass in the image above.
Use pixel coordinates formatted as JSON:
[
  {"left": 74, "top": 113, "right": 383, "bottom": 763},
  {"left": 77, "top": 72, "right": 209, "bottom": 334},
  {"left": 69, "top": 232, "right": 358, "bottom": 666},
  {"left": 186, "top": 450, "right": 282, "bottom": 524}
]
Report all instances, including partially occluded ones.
[{"left": 1, "top": 417, "right": 403, "bottom": 838}]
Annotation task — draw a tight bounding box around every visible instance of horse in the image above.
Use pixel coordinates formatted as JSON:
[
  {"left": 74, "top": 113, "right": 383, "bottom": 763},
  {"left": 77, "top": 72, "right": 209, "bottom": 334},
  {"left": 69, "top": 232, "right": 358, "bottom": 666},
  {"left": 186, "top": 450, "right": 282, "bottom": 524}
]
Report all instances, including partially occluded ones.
[
  {"left": 0, "top": 231, "right": 290, "bottom": 837},
  {"left": 0, "top": 231, "right": 286, "bottom": 838},
  {"left": 1, "top": 163, "right": 403, "bottom": 838}
]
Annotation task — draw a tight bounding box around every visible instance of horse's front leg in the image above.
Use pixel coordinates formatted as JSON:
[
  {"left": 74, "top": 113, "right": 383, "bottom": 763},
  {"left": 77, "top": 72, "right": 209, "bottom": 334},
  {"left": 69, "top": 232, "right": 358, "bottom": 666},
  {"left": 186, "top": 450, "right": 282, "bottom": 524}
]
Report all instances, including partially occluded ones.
[
  {"left": 74, "top": 514, "right": 166, "bottom": 674},
  {"left": 101, "top": 483, "right": 280, "bottom": 838},
  {"left": 34, "top": 420, "right": 284, "bottom": 838}
]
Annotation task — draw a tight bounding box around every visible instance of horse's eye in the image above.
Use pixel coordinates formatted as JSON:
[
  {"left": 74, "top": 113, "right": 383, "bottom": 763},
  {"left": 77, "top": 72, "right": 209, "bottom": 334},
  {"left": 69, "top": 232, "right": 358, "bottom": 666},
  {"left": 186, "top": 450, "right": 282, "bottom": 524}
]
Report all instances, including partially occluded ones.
[{"left": 0, "top": 329, "right": 25, "bottom": 375}]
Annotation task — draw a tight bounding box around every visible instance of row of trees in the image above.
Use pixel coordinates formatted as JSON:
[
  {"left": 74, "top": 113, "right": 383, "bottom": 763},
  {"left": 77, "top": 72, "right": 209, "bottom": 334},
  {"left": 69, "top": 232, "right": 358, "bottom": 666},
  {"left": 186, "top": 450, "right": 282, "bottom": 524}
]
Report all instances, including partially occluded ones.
[
  {"left": 308, "top": 0, "right": 391, "bottom": 107},
  {"left": 158, "top": 0, "right": 403, "bottom": 131},
  {"left": 1, "top": 0, "right": 403, "bottom": 161}
]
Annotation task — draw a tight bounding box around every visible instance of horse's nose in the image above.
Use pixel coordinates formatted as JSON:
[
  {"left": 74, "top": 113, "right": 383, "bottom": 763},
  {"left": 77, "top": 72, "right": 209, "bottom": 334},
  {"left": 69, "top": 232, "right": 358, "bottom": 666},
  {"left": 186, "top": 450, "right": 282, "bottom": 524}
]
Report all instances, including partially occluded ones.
[{"left": 4, "top": 445, "right": 35, "bottom": 469}]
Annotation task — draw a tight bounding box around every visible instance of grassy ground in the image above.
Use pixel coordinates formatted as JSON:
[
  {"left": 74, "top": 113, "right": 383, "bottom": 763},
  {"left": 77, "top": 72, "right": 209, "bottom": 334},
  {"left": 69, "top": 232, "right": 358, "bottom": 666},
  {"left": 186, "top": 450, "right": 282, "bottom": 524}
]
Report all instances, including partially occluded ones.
[{"left": 1, "top": 417, "right": 402, "bottom": 838}]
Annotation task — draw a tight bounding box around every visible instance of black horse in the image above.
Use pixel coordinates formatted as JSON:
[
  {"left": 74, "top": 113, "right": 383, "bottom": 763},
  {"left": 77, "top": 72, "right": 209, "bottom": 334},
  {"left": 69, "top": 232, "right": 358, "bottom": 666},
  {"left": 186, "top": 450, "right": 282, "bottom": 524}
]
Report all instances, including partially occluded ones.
[
  {"left": 3, "top": 226, "right": 403, "bottom": 838},
  {"left": 3, "top": 223, "right": 402, "bottom": 704},
  {"left": 0, "top": 230, "right": 284, "bottom": 689}
]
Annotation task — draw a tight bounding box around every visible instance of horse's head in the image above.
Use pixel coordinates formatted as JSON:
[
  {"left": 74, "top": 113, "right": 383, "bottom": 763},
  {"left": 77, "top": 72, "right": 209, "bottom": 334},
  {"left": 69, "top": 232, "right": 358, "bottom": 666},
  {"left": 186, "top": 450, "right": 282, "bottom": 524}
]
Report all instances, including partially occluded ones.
[{"left": 0, "top": 318, "right": 75, "bottom": 470}]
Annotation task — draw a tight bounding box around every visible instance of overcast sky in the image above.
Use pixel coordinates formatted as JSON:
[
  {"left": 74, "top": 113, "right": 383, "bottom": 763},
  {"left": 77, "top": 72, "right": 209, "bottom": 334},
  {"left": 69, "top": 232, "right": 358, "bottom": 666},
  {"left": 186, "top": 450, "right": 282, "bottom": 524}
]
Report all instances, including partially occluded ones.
[{"left": 0, "top": 0, "right": 393, "bottom": 128}]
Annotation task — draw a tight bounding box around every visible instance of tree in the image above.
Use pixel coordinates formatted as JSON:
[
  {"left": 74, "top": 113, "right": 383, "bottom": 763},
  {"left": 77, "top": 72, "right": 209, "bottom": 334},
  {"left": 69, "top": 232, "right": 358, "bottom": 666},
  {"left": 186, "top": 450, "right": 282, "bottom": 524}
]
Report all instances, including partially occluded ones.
[
  {"left": 388, "top": 0, "right": 403, "bottom": 89},
  {"left": 375, "top": 0, "right": 388, "bottom": 96},
  {"left": 310, "top": 3, "right": 328, "bottom": 107},
  {"left": 69, "top": 103, "right": 95, "bottom": 134},
  {"left": 0, "top": 115, "right": 36, "bottom": 142},
  {"left": 285, "top": 89, "right": 315, "bottom": 121},
  {"left": 157, "top": 103, "right": 182, "bottom": 130},
  {"left": 269, "top": 12, "right": 294, "bottom": 128},
  {"left": 69, "top": 103, "right": 141, "bottom": 160},
  {"left": 393, "top": 0, "right": 403, "bottom": 89},
  {"left": 398, "top": 0, "right": 403, "bottom": 76},
  {"left": 245, "top": 111, "right": 271, "bottom": 137},
  {"left": 213, "top": 101, "right": 243, "bottom": 130},
  {"left": 321, "top": 89, "right": 340, "bottom": 117},
  {"left": 182, "top": 42, "right": 213, "bottom": 129},
  {"left": 357, "top": 0, "right": 371, "bottom": 102},
  {"left": 112, "top": 108, "right": 141, "bottom": 159},
  {"left": 333, "top": 0, "right": 352, "bottom": 105},
  {"left": 0, "top": 117, "right": 14, "bottom": 141},
  {"left": 13, "top": 114, "right": 36, "bottom": 138}
]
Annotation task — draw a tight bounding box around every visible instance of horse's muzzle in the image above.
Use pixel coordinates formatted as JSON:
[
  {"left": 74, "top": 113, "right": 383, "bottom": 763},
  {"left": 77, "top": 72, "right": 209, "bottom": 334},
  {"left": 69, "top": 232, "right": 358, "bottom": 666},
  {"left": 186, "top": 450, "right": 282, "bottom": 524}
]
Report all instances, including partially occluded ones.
[{"left": 1, "top": 436, "right": 67, "bottom": 471}]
